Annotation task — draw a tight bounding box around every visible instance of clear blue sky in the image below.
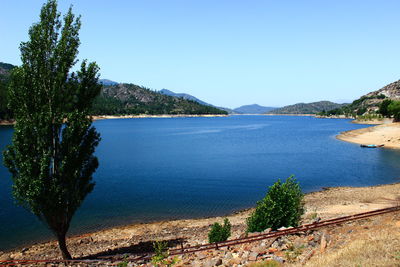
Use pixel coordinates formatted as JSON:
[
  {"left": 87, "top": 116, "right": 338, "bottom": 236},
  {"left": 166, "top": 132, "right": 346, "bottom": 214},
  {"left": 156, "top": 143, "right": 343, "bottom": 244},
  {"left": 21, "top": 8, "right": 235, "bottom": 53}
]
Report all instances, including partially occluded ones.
[{"left": 1, "top": 1, "right": 400, "bottom": 108}]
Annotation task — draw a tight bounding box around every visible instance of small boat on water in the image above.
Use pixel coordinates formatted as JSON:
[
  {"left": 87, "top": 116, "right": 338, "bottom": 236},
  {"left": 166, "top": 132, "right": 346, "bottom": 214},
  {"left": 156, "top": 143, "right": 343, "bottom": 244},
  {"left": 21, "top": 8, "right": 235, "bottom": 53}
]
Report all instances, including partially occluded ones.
[{"left": 360, "top": 144, "right": 384, "bottom": 148}]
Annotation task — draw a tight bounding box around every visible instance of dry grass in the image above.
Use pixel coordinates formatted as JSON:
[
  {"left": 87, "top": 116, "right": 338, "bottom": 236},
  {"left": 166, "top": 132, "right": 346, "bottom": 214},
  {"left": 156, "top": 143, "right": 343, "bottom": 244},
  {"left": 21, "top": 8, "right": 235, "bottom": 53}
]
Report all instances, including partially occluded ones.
[{"left": 290, "top": 225, "right": 400, "bottom": 267}]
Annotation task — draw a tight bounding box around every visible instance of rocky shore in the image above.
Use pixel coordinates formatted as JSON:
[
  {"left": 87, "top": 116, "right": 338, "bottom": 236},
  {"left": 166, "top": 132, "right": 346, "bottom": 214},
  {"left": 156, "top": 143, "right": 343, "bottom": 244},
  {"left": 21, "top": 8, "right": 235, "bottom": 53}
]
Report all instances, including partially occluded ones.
[{"left": 1, "top": 183, "right": 400, "bottom": 266}]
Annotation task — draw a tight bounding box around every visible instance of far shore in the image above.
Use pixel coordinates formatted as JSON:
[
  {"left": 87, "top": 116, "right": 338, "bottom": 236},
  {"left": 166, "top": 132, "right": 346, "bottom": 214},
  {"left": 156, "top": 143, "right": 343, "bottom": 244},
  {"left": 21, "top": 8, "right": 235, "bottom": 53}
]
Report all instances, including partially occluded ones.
[
  {"left": 91, "top": 114, "right": 228, "bottom": 121},
  {"left": 0, "top": 114, "right": 229, "bottom": 126}
]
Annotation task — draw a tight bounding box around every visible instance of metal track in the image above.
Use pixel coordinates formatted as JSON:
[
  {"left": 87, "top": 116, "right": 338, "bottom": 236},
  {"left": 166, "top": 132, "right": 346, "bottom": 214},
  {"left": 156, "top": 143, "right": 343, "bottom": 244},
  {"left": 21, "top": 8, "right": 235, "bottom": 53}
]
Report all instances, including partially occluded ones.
[{"left": 1, "top": 206, "right": 399, "bottom": 266}]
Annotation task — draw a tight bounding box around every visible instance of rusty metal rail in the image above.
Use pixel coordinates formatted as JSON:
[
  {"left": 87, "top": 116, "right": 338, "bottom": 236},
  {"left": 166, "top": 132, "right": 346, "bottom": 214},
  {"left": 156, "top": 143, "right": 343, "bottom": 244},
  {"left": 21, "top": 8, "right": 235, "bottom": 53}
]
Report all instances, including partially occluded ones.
[
  {"left": 166, "top": 205, "right": 400, "bottom": 256},
  {"left": 1, "top": 205, "right": 399, "bottom": 265}
]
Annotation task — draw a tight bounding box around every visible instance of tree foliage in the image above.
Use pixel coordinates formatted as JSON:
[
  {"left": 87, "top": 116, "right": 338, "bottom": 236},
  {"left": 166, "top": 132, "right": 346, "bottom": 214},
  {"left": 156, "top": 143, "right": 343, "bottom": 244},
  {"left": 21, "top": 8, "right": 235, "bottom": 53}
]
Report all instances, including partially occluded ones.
[
  {"left": 388, "top": 100, "right": 400, "bottom": 121},
  {"left": 247, "top": 176, "right": 304, "bottom": 232},
  {"left": 3, "top": 0, "right": 101, "bottom": 259},
  {"left": 208, "top": 218, "right": 232, "bottom": 243}
]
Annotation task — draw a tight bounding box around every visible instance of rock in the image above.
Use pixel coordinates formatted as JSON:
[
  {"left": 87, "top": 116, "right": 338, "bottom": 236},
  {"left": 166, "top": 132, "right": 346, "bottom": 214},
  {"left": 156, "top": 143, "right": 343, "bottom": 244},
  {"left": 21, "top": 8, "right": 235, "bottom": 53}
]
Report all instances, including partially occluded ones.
[
  {"left": 248, "top": 252, "right": 259, "bottom": 261},
  {"left": 268, "top": 247, "right": 278, "bottom": 253},
  {"left": 271, "top": 241, "right": 280, "bottom": 248},
  {"left": 191, "top": 260, "right": 202, "bottom": 267},
  {"left": 320, "top": 234, "right": 327, "bottom": 253},
  {"left": 262, "top": 228, "right": 272, "bottom": 233},
  {"left": 242, "top": 251, "right": 250, "bottom": 259},
  {"left": 308, "top": 241, "right": 317, "bottom": 247},
  {"left": 21, "top": 247, "right": 29, "bottom": 253},
  {"left": 313, "top": 232, "right": 322, "bottom": 242},
  {"left": 250, "top": 246, "right": 263, "bottom": 254},
  {"left": 203, "top": 258, "right": 219, "bottom": 267},
  {"left": 323, "top": 232, "right": 331, "bottom": 243},
  {"left": 272, "top": 255, "right": 284, "bottom": 263},
  {"left": 227, "top": 257, "right": 242, "bottom": 265},
  {"left": 225, "top": 252, "right": 233, "bottom": 260},
  {"left": 215, "top": 258, "right": 223, "bottom": 266},
  {"left": 195, "top": 251, "right": 208, "bottom": 260}
]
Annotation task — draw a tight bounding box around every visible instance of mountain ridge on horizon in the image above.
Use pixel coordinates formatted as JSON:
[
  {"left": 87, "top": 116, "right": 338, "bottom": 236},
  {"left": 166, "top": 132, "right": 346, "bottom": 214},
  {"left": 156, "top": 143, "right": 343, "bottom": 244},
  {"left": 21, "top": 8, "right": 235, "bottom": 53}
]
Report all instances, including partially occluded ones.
[{"left": 266, "top": 101, "right": 347, "bottom": 114}]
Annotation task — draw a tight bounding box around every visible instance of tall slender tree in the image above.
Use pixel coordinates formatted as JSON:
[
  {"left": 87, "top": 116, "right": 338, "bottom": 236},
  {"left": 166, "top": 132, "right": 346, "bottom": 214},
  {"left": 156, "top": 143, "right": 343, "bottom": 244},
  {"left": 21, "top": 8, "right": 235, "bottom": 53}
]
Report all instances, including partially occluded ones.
[{"left": 3, "top": 0, "right": 101, "bottom": 259}]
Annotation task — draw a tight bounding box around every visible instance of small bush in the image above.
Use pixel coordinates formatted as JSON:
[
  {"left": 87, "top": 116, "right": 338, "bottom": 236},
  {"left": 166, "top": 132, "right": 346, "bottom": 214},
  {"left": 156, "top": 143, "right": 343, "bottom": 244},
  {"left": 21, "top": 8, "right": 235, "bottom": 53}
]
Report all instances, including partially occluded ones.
[
  {"left": 208, "top": 218, "right": 231, "bottom": 243},
  {"left": 247, "top": 176, "right": 304, "bottom": 232},
  {"left": 151, "top": 240, "right": 179, "bottom": 267}
]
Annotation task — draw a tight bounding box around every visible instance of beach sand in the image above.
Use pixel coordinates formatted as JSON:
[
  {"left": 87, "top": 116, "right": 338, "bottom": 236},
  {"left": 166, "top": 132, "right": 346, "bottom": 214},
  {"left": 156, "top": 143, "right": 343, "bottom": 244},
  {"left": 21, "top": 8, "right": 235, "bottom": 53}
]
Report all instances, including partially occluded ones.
[{"left": 337, "top": 122, "right": 400, "bottom": 149}]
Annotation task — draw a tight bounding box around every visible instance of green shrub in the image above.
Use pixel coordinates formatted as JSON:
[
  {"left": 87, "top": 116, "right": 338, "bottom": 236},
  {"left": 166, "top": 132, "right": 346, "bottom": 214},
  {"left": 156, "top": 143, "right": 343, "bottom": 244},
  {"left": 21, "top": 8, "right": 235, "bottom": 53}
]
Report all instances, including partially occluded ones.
[
  {"left": 208, "top": 218, "right": 231, "bottom": 243},
  {"left": 247, "top": 176, "right": 304, "bottom": 232},
  {"left": 151, "top": 240, "right": 179, "bottom": 267}
]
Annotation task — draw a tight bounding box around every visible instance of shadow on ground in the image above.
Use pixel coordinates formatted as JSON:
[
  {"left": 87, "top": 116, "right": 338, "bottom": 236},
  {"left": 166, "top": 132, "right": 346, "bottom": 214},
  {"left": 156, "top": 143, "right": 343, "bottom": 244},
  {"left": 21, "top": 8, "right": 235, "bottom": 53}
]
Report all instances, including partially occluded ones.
[{"left": 80, "top": 238, "right": 186, "bottom": 260}]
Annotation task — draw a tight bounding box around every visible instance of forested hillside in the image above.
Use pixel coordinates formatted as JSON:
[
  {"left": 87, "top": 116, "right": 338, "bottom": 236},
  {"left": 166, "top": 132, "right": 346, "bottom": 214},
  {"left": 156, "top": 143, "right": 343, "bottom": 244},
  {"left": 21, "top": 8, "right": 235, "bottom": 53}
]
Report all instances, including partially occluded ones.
[
  {"left": 92, "top": 84, "right": 227, "bottom": 115},
  {"left": 267, "top": 101, "right": 345, "bottom": 114},
  {"left": 0, "top": 62, "right": 227, "bottom": 120}
]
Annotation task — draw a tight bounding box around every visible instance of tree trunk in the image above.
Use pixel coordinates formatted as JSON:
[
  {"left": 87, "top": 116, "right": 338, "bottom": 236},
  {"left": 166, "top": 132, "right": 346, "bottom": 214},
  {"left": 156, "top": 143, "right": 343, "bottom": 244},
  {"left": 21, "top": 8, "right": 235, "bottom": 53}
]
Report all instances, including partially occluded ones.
[{"left": 57, "top": 232, "right": 72, "bottom": 260}]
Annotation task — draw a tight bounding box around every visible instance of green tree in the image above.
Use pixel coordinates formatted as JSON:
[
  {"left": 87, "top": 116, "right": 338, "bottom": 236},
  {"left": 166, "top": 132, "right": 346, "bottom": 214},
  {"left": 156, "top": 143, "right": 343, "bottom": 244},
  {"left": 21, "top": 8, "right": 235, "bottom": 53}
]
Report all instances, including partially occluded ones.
[
  {"left": 3, "top": 0, "right": 101, "bottom": 259},
  {"left": 247, "top": 176, "right": 304, "bottom": 232},
  {"left": 379, "top": 99, "right": 392, "bottom": 117},
  {"left": 388, "top": 100, "right": 400, "bottom": 121}
]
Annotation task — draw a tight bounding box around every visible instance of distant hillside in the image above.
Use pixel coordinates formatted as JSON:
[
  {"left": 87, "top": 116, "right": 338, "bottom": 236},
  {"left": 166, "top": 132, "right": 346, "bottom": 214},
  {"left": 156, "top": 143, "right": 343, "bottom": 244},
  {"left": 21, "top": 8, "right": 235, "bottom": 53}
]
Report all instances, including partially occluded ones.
[
  {"left": 159, "top": 89, "right": 209, "bottom": 106},
  {"left": 0, "top": 62, "right": 227, "bottom": 119},
  {"left": 92, "top": 84, "right": 228, "bottom": 115},
  {"left": 267, "top": 101, "right": 346, "bottom": 114},
  {"left": 160, "top": 88, "right": 236, "bottom": 114},
  {"left": 233, "top": 104, "right": 277, "bottom": 114},
  {"left": 99, "top": 79, "right": 118, "bottom": 86},
  {"left": 323, "top": 80, "right": 400, "bottom": 116}
]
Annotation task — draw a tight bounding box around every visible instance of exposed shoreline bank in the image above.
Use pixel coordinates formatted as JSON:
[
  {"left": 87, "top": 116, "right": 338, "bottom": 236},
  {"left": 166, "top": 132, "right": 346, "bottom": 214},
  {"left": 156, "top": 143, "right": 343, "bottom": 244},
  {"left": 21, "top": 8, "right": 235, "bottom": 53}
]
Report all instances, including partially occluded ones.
[
  {"left": 337, "top": 122, "right": 400, "bottom": 149},
  {"left": 2, "top": 182, "right": 400, "bottom": 260}
]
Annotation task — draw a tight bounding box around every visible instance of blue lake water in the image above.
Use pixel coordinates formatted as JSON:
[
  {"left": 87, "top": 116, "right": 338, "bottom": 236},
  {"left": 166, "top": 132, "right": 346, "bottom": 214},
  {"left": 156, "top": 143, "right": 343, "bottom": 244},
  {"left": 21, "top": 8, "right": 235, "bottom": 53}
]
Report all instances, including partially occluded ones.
[{"left": 1, "top": 115, "right": 400, "bottom": 250}]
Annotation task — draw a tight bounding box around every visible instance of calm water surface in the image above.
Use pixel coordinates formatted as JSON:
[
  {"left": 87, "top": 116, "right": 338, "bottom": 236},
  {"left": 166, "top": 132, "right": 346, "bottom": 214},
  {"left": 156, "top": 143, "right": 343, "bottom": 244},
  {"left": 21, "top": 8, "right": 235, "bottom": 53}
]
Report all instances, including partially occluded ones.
[{"left": 1, "top": 115, "right": 399, "bottom": 250}]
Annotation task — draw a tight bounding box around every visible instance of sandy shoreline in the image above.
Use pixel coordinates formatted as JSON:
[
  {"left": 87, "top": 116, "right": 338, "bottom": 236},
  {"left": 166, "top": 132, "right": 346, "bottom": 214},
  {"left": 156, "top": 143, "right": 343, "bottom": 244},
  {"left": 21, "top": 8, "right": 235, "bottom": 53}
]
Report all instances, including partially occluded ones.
[{"left": 337, "top": 122, "right": 400, "bottom": 149}]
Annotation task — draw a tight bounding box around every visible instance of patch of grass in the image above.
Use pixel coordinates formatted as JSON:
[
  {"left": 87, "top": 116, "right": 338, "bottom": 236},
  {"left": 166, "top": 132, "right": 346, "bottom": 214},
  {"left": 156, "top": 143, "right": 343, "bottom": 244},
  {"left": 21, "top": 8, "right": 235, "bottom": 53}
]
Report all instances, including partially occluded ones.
[{"left": 285, "top": 242, "right": 305, "bottom": 263}]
